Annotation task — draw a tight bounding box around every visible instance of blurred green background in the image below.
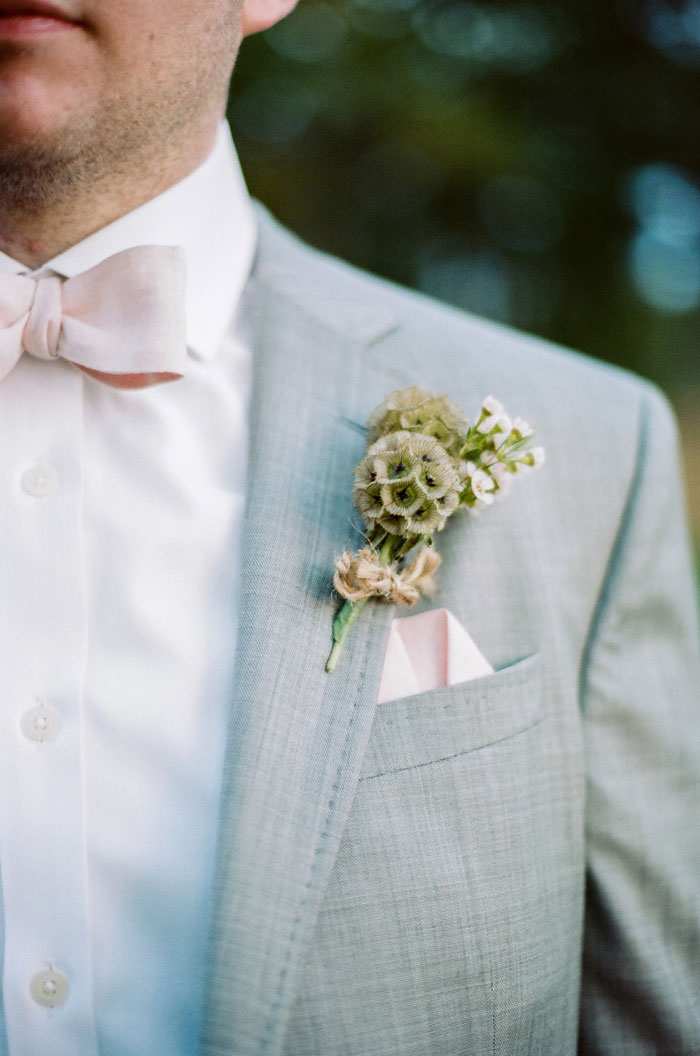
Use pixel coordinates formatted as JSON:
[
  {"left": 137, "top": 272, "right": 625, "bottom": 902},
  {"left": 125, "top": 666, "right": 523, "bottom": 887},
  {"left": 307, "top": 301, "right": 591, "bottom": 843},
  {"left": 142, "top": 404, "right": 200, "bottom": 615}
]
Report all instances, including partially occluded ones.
[{"left": 227, "top": 0, "right": 700, "bottom": 554}]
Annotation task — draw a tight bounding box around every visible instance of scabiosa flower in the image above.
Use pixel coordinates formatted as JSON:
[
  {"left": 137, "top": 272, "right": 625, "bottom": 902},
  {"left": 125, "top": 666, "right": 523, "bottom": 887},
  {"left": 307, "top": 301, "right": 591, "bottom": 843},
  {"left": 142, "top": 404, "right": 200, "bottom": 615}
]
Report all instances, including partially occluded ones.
[
  {"left": 367, "top": 386, "right": 468, "bottom": 456},
  {"left": 354, "top": 430, "right": 460, "bottom": 536}
]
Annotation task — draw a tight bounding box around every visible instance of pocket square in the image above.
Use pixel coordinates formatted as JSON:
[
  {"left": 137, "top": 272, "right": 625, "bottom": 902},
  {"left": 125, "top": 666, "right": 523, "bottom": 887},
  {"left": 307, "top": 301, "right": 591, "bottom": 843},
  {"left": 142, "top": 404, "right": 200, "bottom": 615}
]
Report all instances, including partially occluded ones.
[{"left": 377, "top": 607, "right": 494, "bottom": 704}]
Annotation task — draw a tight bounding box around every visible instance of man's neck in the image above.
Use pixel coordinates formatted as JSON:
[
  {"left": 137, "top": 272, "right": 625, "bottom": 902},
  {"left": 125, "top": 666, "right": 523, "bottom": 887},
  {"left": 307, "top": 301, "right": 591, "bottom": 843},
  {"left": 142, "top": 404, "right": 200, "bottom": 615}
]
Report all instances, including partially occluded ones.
[{"left": 0, "top": 124, "right": 219, "bottom": 270}]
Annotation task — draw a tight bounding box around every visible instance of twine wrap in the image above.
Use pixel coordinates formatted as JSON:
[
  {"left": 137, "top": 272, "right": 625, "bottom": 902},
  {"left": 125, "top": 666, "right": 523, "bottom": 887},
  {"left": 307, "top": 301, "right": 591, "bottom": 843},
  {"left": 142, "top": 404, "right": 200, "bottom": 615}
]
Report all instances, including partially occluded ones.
[{"left": 333, "top": 546, "right": 442, "bottom": 606}]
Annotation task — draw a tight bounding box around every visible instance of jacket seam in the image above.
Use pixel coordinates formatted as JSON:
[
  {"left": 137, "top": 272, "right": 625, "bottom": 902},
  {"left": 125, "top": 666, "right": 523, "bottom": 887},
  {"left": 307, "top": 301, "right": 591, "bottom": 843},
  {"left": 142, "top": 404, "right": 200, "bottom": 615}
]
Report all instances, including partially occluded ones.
[
  {"left": 260, "top": 628, "right": 375, "bottom": 1053},
  {"left": 359, "top": 716, "right": 543, "bottom": 781},
  {"left": 578, "top": 392, "right": 651, "bottom": 713}
]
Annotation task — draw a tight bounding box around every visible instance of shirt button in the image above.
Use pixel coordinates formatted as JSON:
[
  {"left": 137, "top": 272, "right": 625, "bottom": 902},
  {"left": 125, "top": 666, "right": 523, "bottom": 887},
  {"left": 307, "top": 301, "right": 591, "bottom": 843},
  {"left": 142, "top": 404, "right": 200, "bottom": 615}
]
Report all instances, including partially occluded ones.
[
  {"left": 21, "top": 704, "right": 61, "bottom": 743},
  {"left": 30, "top": 969, "right": 69, "bottom": 1008},
  {"left": 21, "top": 464, "right": 59, "bottom": 499}
]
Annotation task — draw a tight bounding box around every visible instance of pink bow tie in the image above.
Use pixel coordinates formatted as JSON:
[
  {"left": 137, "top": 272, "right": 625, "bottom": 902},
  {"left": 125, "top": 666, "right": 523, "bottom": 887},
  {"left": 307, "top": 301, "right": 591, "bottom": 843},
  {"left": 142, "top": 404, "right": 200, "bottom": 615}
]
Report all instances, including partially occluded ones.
[{"left": 0, "top": 245, "right": 188, "bottom": 389}]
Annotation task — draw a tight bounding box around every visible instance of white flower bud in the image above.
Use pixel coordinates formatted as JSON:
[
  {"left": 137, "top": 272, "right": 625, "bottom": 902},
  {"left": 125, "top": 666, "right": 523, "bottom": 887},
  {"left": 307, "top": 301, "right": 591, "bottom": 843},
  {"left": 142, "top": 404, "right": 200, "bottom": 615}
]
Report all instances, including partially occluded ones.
[
  {"left": 470, "top": 468, "right": 496, "bottom": 505},
  {"left": 512, "top": 416, "right": 533, "bottom": 438},
  {"left": 482, "top": 395, "right": 504, "bottom": 416},
  {"left": 492, "top": 413, "right": 513, "bottom": 447}
]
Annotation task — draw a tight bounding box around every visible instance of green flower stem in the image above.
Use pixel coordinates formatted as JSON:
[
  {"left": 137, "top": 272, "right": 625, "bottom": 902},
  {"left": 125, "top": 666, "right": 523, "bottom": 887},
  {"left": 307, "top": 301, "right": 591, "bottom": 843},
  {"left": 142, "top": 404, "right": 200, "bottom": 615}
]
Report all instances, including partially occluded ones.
[
  {"left": 325, "top": 597, "right": 368, "bottom": 673},
  {"left": 325, "top": 535, "right": 397, "bottom": 673}
]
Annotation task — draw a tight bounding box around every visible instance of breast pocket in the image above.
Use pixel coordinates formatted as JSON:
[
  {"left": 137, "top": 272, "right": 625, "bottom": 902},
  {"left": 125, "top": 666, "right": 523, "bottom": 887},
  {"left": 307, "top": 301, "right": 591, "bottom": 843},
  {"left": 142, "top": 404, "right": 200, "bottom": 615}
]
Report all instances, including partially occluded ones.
[{"left": 360, "top": 652, "right": 541, "bottom": 779}]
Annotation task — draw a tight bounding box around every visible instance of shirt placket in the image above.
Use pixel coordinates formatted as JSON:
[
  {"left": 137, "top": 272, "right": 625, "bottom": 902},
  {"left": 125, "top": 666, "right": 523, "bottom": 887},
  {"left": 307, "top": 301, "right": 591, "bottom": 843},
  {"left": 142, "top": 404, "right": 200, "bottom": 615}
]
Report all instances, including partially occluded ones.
[{"left": 0, "top": 357, "right": 98, "bottom": 1055}]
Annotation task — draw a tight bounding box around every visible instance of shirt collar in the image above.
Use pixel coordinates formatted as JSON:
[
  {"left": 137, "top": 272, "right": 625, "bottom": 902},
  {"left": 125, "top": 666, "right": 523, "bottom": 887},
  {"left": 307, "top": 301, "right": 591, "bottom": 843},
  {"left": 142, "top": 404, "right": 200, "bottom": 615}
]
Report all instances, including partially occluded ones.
[{"left": 0, "top": 122, "right": 256, "bottom": 362}]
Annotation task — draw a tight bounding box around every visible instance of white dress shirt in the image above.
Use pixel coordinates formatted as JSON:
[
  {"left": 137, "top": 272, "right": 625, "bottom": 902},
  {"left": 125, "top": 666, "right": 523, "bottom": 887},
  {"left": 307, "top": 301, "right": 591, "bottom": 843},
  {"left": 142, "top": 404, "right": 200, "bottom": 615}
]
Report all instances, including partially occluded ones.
[{"left": 0, "top": 123, "right": 256, "bottom": 1055}]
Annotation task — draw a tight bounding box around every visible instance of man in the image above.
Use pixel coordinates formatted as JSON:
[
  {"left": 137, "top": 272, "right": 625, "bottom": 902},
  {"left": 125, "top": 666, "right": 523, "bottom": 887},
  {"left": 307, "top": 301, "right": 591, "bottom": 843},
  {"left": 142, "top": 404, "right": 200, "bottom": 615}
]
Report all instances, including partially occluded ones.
[{"left": 0, "top": 1, "right": 697, "bottom": 1054}]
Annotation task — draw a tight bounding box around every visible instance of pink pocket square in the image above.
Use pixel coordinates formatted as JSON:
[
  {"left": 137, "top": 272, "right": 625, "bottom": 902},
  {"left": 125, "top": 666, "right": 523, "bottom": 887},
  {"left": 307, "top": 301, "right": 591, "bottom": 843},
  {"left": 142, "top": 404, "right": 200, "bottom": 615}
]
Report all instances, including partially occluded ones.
[{"left": 377, "top": 608, "right": 494, "bottom": 704}]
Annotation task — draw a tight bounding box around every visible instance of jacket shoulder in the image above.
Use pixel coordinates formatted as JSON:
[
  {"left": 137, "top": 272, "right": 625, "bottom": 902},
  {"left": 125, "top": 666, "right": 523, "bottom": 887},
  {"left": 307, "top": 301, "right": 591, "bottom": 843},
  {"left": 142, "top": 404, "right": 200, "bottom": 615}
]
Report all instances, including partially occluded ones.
[{"left": 252, "top": 202, "right": 665, "bottom": 437}]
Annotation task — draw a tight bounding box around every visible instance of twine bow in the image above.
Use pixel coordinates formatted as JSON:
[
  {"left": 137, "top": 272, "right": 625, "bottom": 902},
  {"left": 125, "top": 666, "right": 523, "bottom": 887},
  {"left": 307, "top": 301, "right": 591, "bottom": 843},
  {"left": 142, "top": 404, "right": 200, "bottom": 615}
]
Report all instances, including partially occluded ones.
[{"left": 333, "top": 545, "right": 442, "bottom": 606}]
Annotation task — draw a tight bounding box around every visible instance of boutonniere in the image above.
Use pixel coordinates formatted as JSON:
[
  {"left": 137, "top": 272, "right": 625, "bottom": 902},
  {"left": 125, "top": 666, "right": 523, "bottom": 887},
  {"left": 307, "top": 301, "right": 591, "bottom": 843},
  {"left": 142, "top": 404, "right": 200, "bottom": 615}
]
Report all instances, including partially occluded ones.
[{"left": 326, "top": 387, "right": 544, "bottom": 671}]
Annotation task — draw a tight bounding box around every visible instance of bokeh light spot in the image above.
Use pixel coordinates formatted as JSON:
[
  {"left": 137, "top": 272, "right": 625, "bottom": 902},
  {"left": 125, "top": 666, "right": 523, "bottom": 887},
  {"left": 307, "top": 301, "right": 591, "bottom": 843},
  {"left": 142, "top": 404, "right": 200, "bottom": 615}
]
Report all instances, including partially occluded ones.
[
  {"left": 629, "top": 232, "right": 700, "bottom": 313},
  {"left": 413, "top": 2, "right": 557, "bottom": 72},
  {"left": 418, "top": 248, "right": 513, "bottom": 322},
  {"left": 627, "top": 163, "right": 700, "bottom": 245},
  {"left": 643, "top": 0, "right": 700, "bottom": 65}
]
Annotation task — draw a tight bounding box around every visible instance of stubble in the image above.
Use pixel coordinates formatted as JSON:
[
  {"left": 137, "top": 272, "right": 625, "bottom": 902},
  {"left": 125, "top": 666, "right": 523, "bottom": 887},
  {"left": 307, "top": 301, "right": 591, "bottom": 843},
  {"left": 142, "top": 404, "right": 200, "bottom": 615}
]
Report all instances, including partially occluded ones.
[{"left": 0, "top": 2, "right": 242, "bottom": 263}]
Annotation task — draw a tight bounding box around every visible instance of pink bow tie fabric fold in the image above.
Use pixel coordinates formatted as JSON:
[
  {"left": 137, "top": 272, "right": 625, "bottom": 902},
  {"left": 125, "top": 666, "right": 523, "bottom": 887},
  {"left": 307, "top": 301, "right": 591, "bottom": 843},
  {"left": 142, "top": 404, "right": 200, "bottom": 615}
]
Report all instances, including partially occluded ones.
[{"left": 0, "top": 245, "right": 188, "bottom": 389}]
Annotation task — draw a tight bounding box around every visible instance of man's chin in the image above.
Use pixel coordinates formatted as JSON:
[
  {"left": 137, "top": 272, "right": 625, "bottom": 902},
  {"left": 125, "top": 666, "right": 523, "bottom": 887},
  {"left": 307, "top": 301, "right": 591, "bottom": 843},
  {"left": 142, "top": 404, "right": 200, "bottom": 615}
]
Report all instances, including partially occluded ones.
[
  {"left": 0, "top": 37, "right": 95, "bottom": 142},
  {"left": 0, "top": 91, "right": 90, "bottom": 207},
  {"left": 0, "top": 76, "right": 82, "bottom": 154}
]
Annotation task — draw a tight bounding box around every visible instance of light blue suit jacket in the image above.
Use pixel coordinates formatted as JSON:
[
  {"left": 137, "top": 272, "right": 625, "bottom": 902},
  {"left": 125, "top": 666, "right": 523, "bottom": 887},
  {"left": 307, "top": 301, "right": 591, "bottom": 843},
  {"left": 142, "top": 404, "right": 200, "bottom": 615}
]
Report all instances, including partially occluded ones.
[{"left": 200, "top": 208, "right": 700, "bottom": 1055}]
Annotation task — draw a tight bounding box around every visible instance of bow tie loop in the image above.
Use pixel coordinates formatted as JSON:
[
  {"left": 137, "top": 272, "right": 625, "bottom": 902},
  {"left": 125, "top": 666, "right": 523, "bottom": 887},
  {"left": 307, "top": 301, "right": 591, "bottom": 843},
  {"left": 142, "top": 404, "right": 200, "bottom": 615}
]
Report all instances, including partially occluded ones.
[
  {"left": 0, "top": 245, "right": 188, "bottom": 388},
  {"left": 23, "top": 275, "right": 62, "bottom": 362}
]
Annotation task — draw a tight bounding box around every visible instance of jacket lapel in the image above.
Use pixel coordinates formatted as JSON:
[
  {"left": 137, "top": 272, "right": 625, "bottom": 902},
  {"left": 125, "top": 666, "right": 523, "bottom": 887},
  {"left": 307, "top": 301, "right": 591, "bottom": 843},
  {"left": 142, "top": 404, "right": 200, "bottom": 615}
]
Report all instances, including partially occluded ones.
[{"left": 201, "top": 240, "right": 399, "bottom": 1055}]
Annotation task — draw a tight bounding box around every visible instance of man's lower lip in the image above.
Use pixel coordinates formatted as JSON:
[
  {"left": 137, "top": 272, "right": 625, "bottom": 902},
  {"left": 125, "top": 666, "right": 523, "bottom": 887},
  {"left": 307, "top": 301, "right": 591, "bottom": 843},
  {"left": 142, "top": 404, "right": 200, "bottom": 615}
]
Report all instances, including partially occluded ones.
[{"left": 0, "top": 14, "right": 78, "bottom": 37}]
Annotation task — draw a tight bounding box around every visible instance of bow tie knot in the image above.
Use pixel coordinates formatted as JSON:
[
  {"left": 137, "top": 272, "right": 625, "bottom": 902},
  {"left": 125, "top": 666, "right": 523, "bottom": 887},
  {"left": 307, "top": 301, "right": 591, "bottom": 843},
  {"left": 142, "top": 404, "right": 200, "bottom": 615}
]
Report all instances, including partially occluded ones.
[
  {"left": 0, "top": 245, "right": 188, "bottom": 388},
  {"left": 24, "top": 275, "right": 62, "bottom": 362}
]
